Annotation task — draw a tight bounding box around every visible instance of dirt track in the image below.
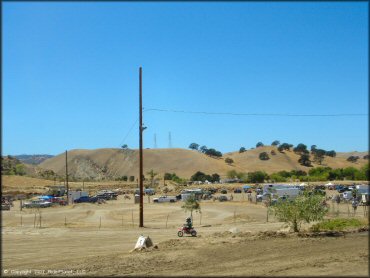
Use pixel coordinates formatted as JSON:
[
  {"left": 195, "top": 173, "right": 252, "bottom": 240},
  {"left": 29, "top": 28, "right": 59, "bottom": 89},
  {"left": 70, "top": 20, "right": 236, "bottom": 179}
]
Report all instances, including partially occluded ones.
[{"left": 2, "top": 194, "right": 369, "bottom": 276}]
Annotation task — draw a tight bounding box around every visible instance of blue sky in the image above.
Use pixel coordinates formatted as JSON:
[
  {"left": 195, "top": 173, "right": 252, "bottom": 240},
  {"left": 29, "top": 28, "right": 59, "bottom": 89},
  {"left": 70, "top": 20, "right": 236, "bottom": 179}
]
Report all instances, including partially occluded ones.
[{"left": 3, "top": 2, "right": 368, "bottom": 155}]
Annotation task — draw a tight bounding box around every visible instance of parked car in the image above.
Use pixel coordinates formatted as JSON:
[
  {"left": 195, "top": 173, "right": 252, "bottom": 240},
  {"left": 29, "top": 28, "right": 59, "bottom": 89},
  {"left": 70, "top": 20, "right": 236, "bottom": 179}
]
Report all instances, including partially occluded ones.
[
  {"left": 1, "top": 203, "right": 11, "bottom": 210},
  {"left": 74, "top": 196, "right": 98, "bottom": 203},
  {"left": 207, "top": 188, "right": 217, "bottom": 194},
  {"left": 220, "top": 189, "right": 227, "bottom": 194},
  {"left": 218, "top": 196, "right": 228, "bottom": 202},
  {"left": 96, "top": 192, "right": 117, "bottom": 200},
  {"left": 342, "top": 191, "right": 353, "bottom": 201},
  {"left": 22, "top": 199, "right": 52, "bottom": 208},
  {"left": 51, "top": 197, "right": 67, "bottom": 206},
  {"left": 233, "top": 188, "right": 242, "bottom": 194},
  {"left": 144, "top": 188, "right": 156, "bottom": 195}
]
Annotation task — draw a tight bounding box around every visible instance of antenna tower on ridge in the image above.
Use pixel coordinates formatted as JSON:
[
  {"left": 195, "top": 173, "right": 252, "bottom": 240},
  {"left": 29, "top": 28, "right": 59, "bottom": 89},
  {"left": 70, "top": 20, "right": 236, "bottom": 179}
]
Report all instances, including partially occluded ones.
[{"left": 168, "top": 132, "right": 172, "bottom": 148}]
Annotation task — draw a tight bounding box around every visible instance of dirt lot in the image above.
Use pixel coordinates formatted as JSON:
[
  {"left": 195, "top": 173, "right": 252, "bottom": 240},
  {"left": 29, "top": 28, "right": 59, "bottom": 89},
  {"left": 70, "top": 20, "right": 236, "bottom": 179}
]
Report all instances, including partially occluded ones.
[{"left": 2, "top": 193, "right": 369, "bottom": 277}]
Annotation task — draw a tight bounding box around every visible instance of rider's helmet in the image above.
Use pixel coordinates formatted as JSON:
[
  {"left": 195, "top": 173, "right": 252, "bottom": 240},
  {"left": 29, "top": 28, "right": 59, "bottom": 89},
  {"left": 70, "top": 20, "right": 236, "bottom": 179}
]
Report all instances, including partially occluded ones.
[{"left": 186, "top": 217, "right": 191, "bottom": 222}]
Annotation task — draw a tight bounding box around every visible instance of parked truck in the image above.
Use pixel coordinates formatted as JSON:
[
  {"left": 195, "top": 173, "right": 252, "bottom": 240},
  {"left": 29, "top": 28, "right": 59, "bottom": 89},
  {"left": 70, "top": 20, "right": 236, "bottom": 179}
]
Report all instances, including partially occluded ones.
[{"left": 153, "top": 196, "right": 177, "bottom": 203}]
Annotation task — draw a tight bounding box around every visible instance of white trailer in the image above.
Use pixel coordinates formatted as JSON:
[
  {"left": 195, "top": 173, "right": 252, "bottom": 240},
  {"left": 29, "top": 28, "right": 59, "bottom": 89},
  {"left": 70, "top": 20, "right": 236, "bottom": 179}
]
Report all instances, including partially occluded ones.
[
  {"left": 274, "top": 188, "right": 300, "bottom": 199},
  {"left": 68, "top": 191, "right": 88, "bottom": 203}
]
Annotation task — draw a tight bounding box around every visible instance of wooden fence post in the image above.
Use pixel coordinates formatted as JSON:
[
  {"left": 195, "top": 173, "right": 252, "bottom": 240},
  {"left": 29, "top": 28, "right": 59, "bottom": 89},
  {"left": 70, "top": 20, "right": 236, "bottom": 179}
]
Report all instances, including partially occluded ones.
[{"left": 166, "top": 213, "right": 169, "bottom": 229}]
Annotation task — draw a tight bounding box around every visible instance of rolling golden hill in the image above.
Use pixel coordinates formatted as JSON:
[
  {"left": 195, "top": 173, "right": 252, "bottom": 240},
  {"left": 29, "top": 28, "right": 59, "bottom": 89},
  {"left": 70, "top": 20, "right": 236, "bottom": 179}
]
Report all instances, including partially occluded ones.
[{"left": 38, "top": 147, "right": 369, "bottom": 180}]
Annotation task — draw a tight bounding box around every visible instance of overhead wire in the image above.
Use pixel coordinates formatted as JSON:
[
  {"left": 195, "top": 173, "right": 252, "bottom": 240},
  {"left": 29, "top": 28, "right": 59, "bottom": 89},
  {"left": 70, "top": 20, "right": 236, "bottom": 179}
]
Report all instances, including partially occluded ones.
[
  {"left": 143, "top": 108, "right": 368, "bottom": 117},
  {"left": 118, "top": 118, "right": 139, "bottom": 148}
]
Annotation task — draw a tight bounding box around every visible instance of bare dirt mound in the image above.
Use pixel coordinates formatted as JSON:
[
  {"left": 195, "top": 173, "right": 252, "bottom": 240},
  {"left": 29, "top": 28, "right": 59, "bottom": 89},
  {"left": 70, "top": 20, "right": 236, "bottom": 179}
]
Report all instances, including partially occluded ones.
[{"left": 42, "top": 230, "right": 368, "bottom": 276}]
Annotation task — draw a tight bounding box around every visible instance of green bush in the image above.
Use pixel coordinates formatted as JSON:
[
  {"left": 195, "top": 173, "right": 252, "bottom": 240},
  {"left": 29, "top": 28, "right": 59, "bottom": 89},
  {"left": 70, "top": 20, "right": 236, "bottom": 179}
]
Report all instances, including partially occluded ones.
[{"left": 311, "top": 218, "right": 366, "bottom": 232}]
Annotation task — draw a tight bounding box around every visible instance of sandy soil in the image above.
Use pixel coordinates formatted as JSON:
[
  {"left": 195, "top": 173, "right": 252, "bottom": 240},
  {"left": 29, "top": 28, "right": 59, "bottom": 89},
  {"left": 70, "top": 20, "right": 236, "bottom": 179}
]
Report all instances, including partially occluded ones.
[{"left": 2, "top": 193, "right": 369, "bottom": 277}]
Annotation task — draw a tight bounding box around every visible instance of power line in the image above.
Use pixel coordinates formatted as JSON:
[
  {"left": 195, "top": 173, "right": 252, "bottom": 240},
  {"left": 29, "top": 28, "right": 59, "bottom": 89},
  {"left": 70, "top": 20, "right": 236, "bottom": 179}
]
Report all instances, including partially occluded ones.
[
  {"left": 118, "top": 118, "right": 139, "bottom": 148},
  {"left": 144, "top": 108, "right": 368, "bottom": 117}
]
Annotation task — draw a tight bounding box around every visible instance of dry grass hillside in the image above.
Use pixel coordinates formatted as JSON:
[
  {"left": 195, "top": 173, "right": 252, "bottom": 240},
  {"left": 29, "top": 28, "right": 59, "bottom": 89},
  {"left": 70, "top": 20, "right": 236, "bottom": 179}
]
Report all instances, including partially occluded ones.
[
  {"left": 38, "top": 147, "right": 369, "bottom": 180},
  {"left": 225, "top": 147, "right": 368, "bottom": 173},
  {"left": 1, "top": 175, "right": 56, "bottom": 193}
]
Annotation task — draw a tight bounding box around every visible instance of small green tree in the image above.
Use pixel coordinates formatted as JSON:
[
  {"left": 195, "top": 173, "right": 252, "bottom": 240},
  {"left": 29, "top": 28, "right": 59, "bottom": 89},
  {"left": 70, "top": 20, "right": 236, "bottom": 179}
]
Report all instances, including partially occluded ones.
[
  {"left": 15, "top": 164, "right": 26, "bottom": 176},
  {"left": 271, "top": 193, "right": 328, "bottom": 232},
  {"left": 121, "top": 144, "right": 128, "bottom": 149},
  {"left": 181, "top": 194, "right": 201, "bottom": 220},
  {"left": 191, "top": 171, "right": 207, "bottom": 182},
  {"left": 147, "top": 169, "right": 158, "bottom": 187},
  {"left": 239, "top": 147, "right": 246, "bottom": 153},
  {"left": 247, "top": 171, "right": 268, "bottom": 183}
]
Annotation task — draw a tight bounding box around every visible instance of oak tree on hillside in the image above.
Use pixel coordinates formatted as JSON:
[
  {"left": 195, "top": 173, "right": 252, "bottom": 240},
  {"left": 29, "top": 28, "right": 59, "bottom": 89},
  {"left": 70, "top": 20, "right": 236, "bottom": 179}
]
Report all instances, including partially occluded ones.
[
  {"left": 278, "top": 143, "right": 292, "bottom": 152},
  {"left": 271, "top": 140, "right": 280, "bottom": 146},
  {"left": 347, "top": 156, "right": 360, "bottom": 163},
  {"left": 200, "top": 146, "right": 208, "bottom": 153},
  {"left": 239, "top": 147, "right": 246, "bottom": 153},
  {"left": 225, "top": 158, "right": 234, "bottom": 165},
  {"left": 256, "top": 142, "right": 264, "bottom": 148},
  {"left": 293, "top": 143, "right": 308, "bottom": 154},
  {"left": 189, "top": 143, "right": 200, "bottom": 151},
  {"left": 259, "top": 152, "right": 270, "bottom": 160},
  {"left": 325, "top": 150, "right": 336, "bottom": 157},
  {"left": 298, "top": 153, "right": 312, "bottom": 167},
  {"left": 313, "top": 149, "right": 326, "bottom": 165}
]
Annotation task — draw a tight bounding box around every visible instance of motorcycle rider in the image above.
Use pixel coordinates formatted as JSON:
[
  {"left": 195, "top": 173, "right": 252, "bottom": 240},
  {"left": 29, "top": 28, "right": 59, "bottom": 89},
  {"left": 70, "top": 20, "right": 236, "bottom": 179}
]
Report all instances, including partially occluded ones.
[{"left": 184, "top": 217, "right": 193, "bottom": 230}]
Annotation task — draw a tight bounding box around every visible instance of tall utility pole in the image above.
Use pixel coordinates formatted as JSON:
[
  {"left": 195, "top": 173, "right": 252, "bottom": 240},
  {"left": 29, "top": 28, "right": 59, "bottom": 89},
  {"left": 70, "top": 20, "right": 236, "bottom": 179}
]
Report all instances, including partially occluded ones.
[
  {"left": 139, "top": 67, "right": 144, "bottom": 227},
  {"left": 65, "top": 150, "right": 69, "bottom": 204},
  {"left": 154, "top": 133, "right": 157, "bottom": 149}
]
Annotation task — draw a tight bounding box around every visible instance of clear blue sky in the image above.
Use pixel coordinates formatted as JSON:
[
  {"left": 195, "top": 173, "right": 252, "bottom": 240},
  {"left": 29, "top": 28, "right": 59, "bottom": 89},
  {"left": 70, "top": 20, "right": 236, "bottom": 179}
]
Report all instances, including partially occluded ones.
[{"left": 3, "top": 2, "right": 368, "bottom": 156}]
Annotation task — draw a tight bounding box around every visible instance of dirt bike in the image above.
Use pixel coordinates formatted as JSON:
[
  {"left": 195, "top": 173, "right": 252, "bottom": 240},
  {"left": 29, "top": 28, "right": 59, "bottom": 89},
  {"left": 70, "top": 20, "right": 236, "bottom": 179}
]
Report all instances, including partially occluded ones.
[{"left": 177, "top": 225, "right": 197, "bottom": 237}]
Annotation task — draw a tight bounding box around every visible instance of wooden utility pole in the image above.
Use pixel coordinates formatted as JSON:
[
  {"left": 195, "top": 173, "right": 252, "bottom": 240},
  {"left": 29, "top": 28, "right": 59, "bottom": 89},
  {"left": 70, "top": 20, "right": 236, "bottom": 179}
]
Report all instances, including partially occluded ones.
[
  {"left": 139, "top": 67, "right": 144, "bottom": 227},
  {"left": 66, "top": 150, "right": 69, "bottom": 204}
]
